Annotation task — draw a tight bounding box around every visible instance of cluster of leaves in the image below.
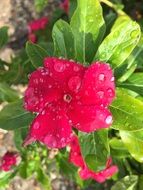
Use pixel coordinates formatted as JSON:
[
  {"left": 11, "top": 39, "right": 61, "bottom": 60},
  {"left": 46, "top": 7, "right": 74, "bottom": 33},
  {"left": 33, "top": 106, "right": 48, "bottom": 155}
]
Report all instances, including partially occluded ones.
[{"left": 0, "top": 0, "right": 143, "bottom": 189}]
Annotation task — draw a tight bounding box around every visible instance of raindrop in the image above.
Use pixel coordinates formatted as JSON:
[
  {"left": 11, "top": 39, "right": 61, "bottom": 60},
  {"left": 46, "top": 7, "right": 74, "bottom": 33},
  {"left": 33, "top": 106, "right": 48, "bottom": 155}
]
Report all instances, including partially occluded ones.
[
  {"left": 33, "top": 122, "right": 40, "bottom": 129},
  {"left": 105, "top": 115, "right": 112, "bottom": 125},
  {"left": 54, "top": 61, "right": 65, "bottom": 72},
  {"left": 107, "top": 88, "right": 114, "bottom": 97},
  {"left": 68, "top": 76, "right": 82, "bottom": 92},
  {"left": 111, "top": 77, "right": 115, "bottom": 82},
  {"left": 73, "top": 66, "right": 80, "bottom": 72},
  {"left": 98, "top": 73, "right": 105, "bottom": 81},
  {"left": 41, "top": 110, "right": 45, "bottom": 115},
  {"left": 97, "top": 91, "right": 104, "bottom": 99}
]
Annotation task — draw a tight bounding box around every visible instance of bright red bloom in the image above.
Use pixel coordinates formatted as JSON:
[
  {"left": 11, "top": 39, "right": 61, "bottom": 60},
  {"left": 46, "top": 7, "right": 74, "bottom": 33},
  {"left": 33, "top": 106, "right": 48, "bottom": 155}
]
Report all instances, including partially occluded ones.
[
  {"left": 24, "top": 57, "right": 115, "bottom": 149},
  {"left": 69, "top": 135, "right": 118, "bottom": 183},
  {"left": 28, "top": 17, "right": 48, "bottom": 33},
  {"left": 28, "top": 33, "right": 37, "bottom": 43},
  {"left": 0, "top": 152, "right": 18, "bottom": 172},
  {"left": 60, "top": 0, "right": 69, "bottom": 14}
]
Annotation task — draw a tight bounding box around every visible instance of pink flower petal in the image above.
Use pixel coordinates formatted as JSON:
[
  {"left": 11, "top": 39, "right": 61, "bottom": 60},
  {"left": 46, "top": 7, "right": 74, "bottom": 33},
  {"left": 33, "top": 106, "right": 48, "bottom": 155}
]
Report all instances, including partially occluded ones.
[
  {"left": 67, "top": 103, "right": 113, "bottom": 132},
  {"left": 28, "top": 17, "right": 48, "bottom": 33},
  {"left": 79, "top": 62, "right": 115, "bottom": 106},
  {"left": 69, "top": 135, "right": 85, "bottom": 168},
  {"left": 0, "top": 152, "right": 18, "bottom": 172},
  {"left": 69, "top": 135, "right": 118, "bottom": 183},
  {"left": 24, "top": 67, "right": 62, "bottom": 112},
  {"left": 60, "top": 0, "right": 69, "bottom": 14},
  {"left": 24, "top": 103, "right": 72, "bottom": 149},
  {"left": 43, "top": 57, "right": 85, "bottom": 93}
]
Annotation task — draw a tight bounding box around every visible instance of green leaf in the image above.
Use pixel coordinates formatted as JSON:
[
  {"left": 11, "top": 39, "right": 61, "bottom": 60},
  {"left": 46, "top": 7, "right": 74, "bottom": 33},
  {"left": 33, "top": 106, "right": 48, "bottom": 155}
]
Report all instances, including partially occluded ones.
[
  {"left": 111, "top": 175, "right": 138, "bottom": 190},
  {"left": 52, "top": 20, "right": 75, "bottom": 59},
  {"left": 0, "top": 100, "right": 34, "bottom": 130},
  {"left": 120, "top": 130, "right": 143, "bottom": 162},
  {"left": 95, "top": 16, "right": 141, "bottom": 68},
  {"left": 118, "top": 73, "right": 143, "bottom": 96},
  {"left": 70, "top": 0, "right": 105, "bottom": 63},
  {"left": 110, "top": 138, "right": 130, "bottom": 158},
  {"left": 26, "top": 42, "right": 49, "bottom": 68},
  {"left": 0, "top": 26, "right": 8, "bottom": 49},
  {"left": 0, "top": 171, "right": 16, "bottom": 189},
  {"left": 0, "top": 83, "right": 19, "bottom": 102},
  {"left": 110, "top": 88, "right": 143, "bottom": 131},
  {"left": 34, "top": 0, "right": 48, "bottom": 12},
  {"left": 79, "top": 129, "right": 109, "bottom": 171},
  {"left": 36, "top": 168, "right": 52, "bottom": 190}
]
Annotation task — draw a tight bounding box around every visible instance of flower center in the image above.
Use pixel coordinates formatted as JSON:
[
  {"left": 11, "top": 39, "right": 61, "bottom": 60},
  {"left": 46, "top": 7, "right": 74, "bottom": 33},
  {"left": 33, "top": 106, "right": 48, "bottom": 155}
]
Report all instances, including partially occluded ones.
[{"left": 63, "top": 94, "right": 72, "bottom": 103}]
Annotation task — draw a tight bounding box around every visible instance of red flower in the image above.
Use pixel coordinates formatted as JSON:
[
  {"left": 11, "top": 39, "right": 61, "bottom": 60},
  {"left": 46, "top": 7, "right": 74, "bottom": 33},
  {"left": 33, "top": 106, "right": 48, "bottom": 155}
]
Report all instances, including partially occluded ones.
[
  {"left": 28, "top": 33, "right": 37, "bottom": 43},
  {"left": 60, "top": 0, "right": 69, "bottom": 14},
  {"left": 28, "top": 17, "right": 48, "bottom": 33},
  {"left": 24, "top": 57, "right": 115, "bottom": 149},
  {"left": 0, "top": 152, "right": 18, "bottom": 172},
  {"left": 69, "top": 135, "right": 118, "bottom": 183}
]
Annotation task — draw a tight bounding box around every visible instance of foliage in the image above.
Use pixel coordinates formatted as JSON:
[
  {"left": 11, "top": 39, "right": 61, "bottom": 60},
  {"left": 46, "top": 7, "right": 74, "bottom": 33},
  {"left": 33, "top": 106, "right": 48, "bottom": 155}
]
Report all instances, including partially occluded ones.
[{"left": 0, "top": 0, "right": 143, "bottom": 189}]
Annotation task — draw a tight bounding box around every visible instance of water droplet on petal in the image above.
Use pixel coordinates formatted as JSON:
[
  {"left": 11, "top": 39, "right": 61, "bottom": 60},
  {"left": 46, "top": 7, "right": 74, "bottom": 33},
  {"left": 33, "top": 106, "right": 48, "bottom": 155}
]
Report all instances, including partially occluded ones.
[
  {"left": 107, "top": 88, "right": 114, "bottom": 98},
  {"left": 105, "top": 115, "right": 112, "bottom": 125},
  {"left": 97, "top": 91, "right": 104, "bottom": 99},
  {"left": 33, "top": 122, "right": 40, "bottom": 129},
  {"left": 73, "top": 66, "right": 80, "bottom": 72},
  {"left": 54, "top": 61, "right": 65, "bottom": 72},
  {"left": 41, "top": 110, "right": 45, "bottom": 115},
  {"left": 111, "top": 77, "right": 115, "bottom": 82},
  {"left": 68, "top": 76, "right": 82, "bottom": 92},
  {"left": 98, "top": 73, "right": 105, "bottom": 81},
  {"left": 44, "top": 135, "right": 57, "bottom": 148}
]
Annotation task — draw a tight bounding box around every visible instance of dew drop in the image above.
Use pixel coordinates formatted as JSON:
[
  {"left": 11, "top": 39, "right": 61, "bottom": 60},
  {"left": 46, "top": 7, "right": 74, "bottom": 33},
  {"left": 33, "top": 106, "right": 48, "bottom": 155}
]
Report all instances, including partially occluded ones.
[
  {"left": 105, "top": 115, "right": 112, "bottom": 125},
  {"left": 33, "top": 122, "right": 40, "bottom": 129},
  {"left": 107, "top": 88, "right": 114, "bottom": 97},
  {"left": 98, "top": 73, "right": 105, "bottom": 81},
  {"left": 111, "top": 77, "right": 115, "bottom": 82},
  {"left": 73, "top": 66, "right": 80, "bottom": 72},
  {"left": 54, "top": 61, "right": 65, "bottom": 72},
  {"left": 44, "top": 135, "right": 57, "bottom": 148},
  {"left": 97, "top": 91, "right": 104, "bottom": 99},
  {"left": 68, "top": 76, "right": 82, "bottom": 92}
]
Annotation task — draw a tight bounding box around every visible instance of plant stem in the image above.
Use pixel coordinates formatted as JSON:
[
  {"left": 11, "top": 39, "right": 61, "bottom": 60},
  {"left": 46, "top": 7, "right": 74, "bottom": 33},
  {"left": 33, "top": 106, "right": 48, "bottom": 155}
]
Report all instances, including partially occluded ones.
[{"left": 100, "top": 0, "right": 126, "bottom": 16}]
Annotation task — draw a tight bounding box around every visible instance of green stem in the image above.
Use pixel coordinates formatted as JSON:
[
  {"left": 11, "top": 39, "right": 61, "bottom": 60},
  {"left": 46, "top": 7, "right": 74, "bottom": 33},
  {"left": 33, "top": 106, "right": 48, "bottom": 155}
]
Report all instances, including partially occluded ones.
[{"left": 100, "top": 0, "right": 126, "bottom": 16}]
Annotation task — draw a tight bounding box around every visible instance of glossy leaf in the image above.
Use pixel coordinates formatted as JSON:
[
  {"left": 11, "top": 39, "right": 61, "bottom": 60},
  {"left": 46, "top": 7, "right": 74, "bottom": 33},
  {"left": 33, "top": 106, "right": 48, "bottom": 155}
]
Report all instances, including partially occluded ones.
[
  {"left": 110, "top": 88, "right": 143, "bottom": 131},
  {"left": 0, "top": 26, "right": 8, "bottom": 49},
  {"left": 52, "top": 19, "right": 75, "bottom": 59},
  {"left": 95, "top": 16, "right": 141, "bottom": 68},
  {"left": 0, "top": 100, "right": 34, "bottom": 130},
  {"left": 111, "top": 175, "right": 138, "bottom": 190},
  {"left": 0, "top": 83, "right": 19, "bottom": 102},
  {"left": 26, "top": 42, "right": 49, "bottom": 68},
  {"left": 118, "top": 73, "right": 143, "bottom": 96},
  {"left": 79, "top": 129, "right": 110, "bottom": 171},
  {"left": 70, "top": 0, "right": 105, "bottom": 63},
  {"left": 110, "top": 138, "right": 130, "bottom": 158},
  {"left": 120, "top": 130, "right": 143, "bottom": 162}
]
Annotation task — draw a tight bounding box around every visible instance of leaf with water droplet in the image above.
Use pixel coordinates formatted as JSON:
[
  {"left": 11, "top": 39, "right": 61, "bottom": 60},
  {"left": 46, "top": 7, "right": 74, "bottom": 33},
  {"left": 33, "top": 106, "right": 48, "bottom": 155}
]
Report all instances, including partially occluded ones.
[
  {"left": 79, "top": 129, "right": 110, "bottom": 171},
  {"left": 94, "top": 16, "right": 141, "bottom": 68},
  {"left": 110, "top": 88, "right": 143, "bottom": 131},
  {"left": 70, "top": 0, "right": 105, "bottom": 63},
  {"left": 26, "top": 42, "right": 49, "bottom": 68},
  {"left": 52, "top": 20, "right": 75, "bottom": 59}
]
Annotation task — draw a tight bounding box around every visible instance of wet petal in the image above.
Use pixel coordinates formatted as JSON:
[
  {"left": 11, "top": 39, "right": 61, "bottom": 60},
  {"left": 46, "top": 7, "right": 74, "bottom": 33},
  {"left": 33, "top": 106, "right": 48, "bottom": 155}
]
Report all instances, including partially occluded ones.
[
  {"left": 67, "top": 103, "right": 113, "bottom": 132},
  {"left": 24, "top": 67, "right": 62, "bottom": 112},
  {"left": 79, "top": 62, "right": 115, "bottom": 106},
  {"left": 24, "top": 103, "right": 72, "bottom": 149},
  {"left": 69, "top": 135, "right": 85, "bottom": 168},
  {"left": 43, "top": 57, "right": 85, "bottom": 93}
]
